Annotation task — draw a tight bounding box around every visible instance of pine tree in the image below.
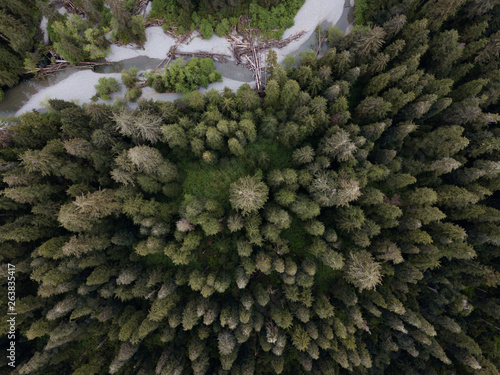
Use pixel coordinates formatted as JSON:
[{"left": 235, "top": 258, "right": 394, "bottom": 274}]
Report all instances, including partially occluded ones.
[
  {"left": 115, "top": 110, "right": 163, "bottom": 144},
  {"left": 229, "top": 176, "right": 269, "bottom": 215},
  {"left": 344, "top": 250, "right": 383, "bottom": 291}
]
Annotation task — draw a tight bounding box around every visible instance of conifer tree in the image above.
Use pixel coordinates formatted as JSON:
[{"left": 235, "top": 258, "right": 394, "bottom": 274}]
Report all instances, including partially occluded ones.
[{"left": 229, "top": 176, "right": 269, "bottom": 216}]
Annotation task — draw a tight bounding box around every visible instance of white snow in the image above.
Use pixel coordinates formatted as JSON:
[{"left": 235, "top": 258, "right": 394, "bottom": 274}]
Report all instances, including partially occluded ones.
[
  {"left": 107, "top": 27, "right": 177, "bottom": 62},
  {"left": 15, "top": 71, "right": 251, "bottom": 115},
  {"left": 16, "top": 71, "right": 123, "bottom": 115},
  {"left": 139, "top": 87, "right": 183, "bottom": 103},
  {"left": 275, "top": 0, "right": 346, "bottom": 61},
  {"left": 108, "top": 28, "right": 234, "bottom": 62},
  {"left": 178, "top": 33, "right": 233, "bottom": 57},
  {"left": 40, "top": 16, "right": 49, "bottom": 45}
]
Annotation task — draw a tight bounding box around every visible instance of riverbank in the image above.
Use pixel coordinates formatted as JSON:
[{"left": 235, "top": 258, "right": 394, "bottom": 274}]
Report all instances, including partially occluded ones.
[{"left": 0, "top": 0, "right": 353, "bottom": 116}]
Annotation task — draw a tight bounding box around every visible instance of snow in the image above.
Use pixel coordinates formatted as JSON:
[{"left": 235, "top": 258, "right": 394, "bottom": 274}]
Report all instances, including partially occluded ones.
[
  {"left": 139, "top": 87, "right": 183, "bottom": 103},
  {"left": 16, "top": 71, "right": 123, "bottom": 115},
  {"left": 107, "top": 27, "right": 177, "bottom": 62},
  {"left": 199, "top": 77, "right": 253, "bottom": 93},
  {"left": 15, "top": 71, "right": 251, "bottom": 115},
  {"left": 108, "top": 29, "right": 234, "bottom": 62},
  {"left": 178, "top": 33, "right": 233, "bottom": 57}
]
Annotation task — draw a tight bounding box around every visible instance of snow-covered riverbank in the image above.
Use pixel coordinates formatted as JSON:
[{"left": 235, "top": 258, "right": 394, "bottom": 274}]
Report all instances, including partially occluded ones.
[
  {"left": 2, "top": 0, "right": 351, "bottom": 116},
  {"left": 14, "top": 71, "right": 123, "bottom": 115},
  {"left": 107, "top": 0, "right": 347, "bottom": 63},
  {"left": 14, "top": 72, "right": 253, "bottom": 115}
]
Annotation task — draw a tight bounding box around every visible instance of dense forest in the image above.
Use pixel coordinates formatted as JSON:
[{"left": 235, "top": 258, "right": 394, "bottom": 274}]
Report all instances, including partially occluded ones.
[{"left": 1, "top": 0, "right": 500, "bottom": 374}]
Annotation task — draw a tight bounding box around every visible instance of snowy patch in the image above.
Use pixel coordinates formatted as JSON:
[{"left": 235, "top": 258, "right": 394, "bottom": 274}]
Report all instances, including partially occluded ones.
[
  {"left": 14, "top": 71, "right": 251, "bottom": 115},
  {"left": 16, "top": 71, "right": 123, "bottom": 115},
  {"left": 107, "top": 27, "right": 177, "bottom": 62},
  {"left": 140, "top": 87, "right": 183, "bottom": 103},
  {"left": 199, "top": 77, "right": 253, "bottom": 93},
  {"left": 178, "top": 33, "right": 233, "bottom": 57}
]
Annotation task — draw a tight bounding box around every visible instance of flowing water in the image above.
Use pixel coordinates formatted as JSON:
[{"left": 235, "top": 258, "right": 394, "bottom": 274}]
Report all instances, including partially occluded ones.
[{"left": 0, "top": 5, "right": 353, "bottom": 117}]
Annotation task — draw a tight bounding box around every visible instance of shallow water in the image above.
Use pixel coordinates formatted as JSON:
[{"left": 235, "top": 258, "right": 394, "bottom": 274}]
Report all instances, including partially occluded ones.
[{"left": 0, "top": 71, "right": 76, "bottom": 117}]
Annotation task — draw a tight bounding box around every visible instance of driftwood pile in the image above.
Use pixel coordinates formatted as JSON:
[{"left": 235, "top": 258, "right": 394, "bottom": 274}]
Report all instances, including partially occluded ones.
[
  {"left": 227, "top": 25, "right": 305, "bottom": 91},
  {"left": 227, "top": 32, "right": 265, "bottom": 91},
  {"left": 145, "top": 18, "right": 166, "bottom": 27}
]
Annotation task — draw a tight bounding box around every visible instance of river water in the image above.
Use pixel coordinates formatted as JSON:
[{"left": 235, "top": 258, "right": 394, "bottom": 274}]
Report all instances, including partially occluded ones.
[{"left": 0, "top": 2, "right": 353, "bottom": 117}]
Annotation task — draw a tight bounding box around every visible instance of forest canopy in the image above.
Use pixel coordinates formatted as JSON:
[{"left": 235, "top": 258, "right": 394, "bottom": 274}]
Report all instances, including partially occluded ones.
[{"left": 1, "top": 0, "right": 500, "bottom": 374}]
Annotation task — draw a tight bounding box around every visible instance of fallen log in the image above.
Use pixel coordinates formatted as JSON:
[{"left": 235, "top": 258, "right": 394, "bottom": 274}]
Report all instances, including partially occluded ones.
[
  {"left": 145, "top": 18, "right": 166, "bottom": 27},
  {"left": 174, "top": 51, "right": 231, "bottom": 62},
  {"left": 154, "top": 53, "right": 173, "bottom": 71},
  {"left": 28, "top": 61, "right": 114, "bottom": 77}
]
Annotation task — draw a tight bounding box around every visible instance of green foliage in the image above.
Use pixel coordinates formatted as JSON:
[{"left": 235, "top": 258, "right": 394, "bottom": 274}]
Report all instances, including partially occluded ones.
[
  {"left": 215, "top": 18, "right": 232, "bottom": 37},
  {"left": 182, "top": 158, "right": 248, "bottom": 205},
  {"left": 0, "top": 1, "right": 39, "bottom": 94},
  {"left": 353, "top": 0, "right": 370, "bottom": 25},
  {"left": 121, "top": 66, "right": 139, "bottom": 89},
  {"left": 148, "top": 57, "right": 222, "bottom": 93},
  {"left": 52, "top": 15, "right": 109, "bottom": 65},
  {"left": 94, "top": 77, "right": 120, "bottom": 100},
  {"left": 108, "top": 0, "right": 146, "bottom": 44},
  {"left": 151, "top": 0, "right": 303, "bottom": 40},
  {"left": 247, "top": 0, "right": 305, "bottom": 39},
  {"left": 199, "top": 19, "right": 214, "bottom": 39}
]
